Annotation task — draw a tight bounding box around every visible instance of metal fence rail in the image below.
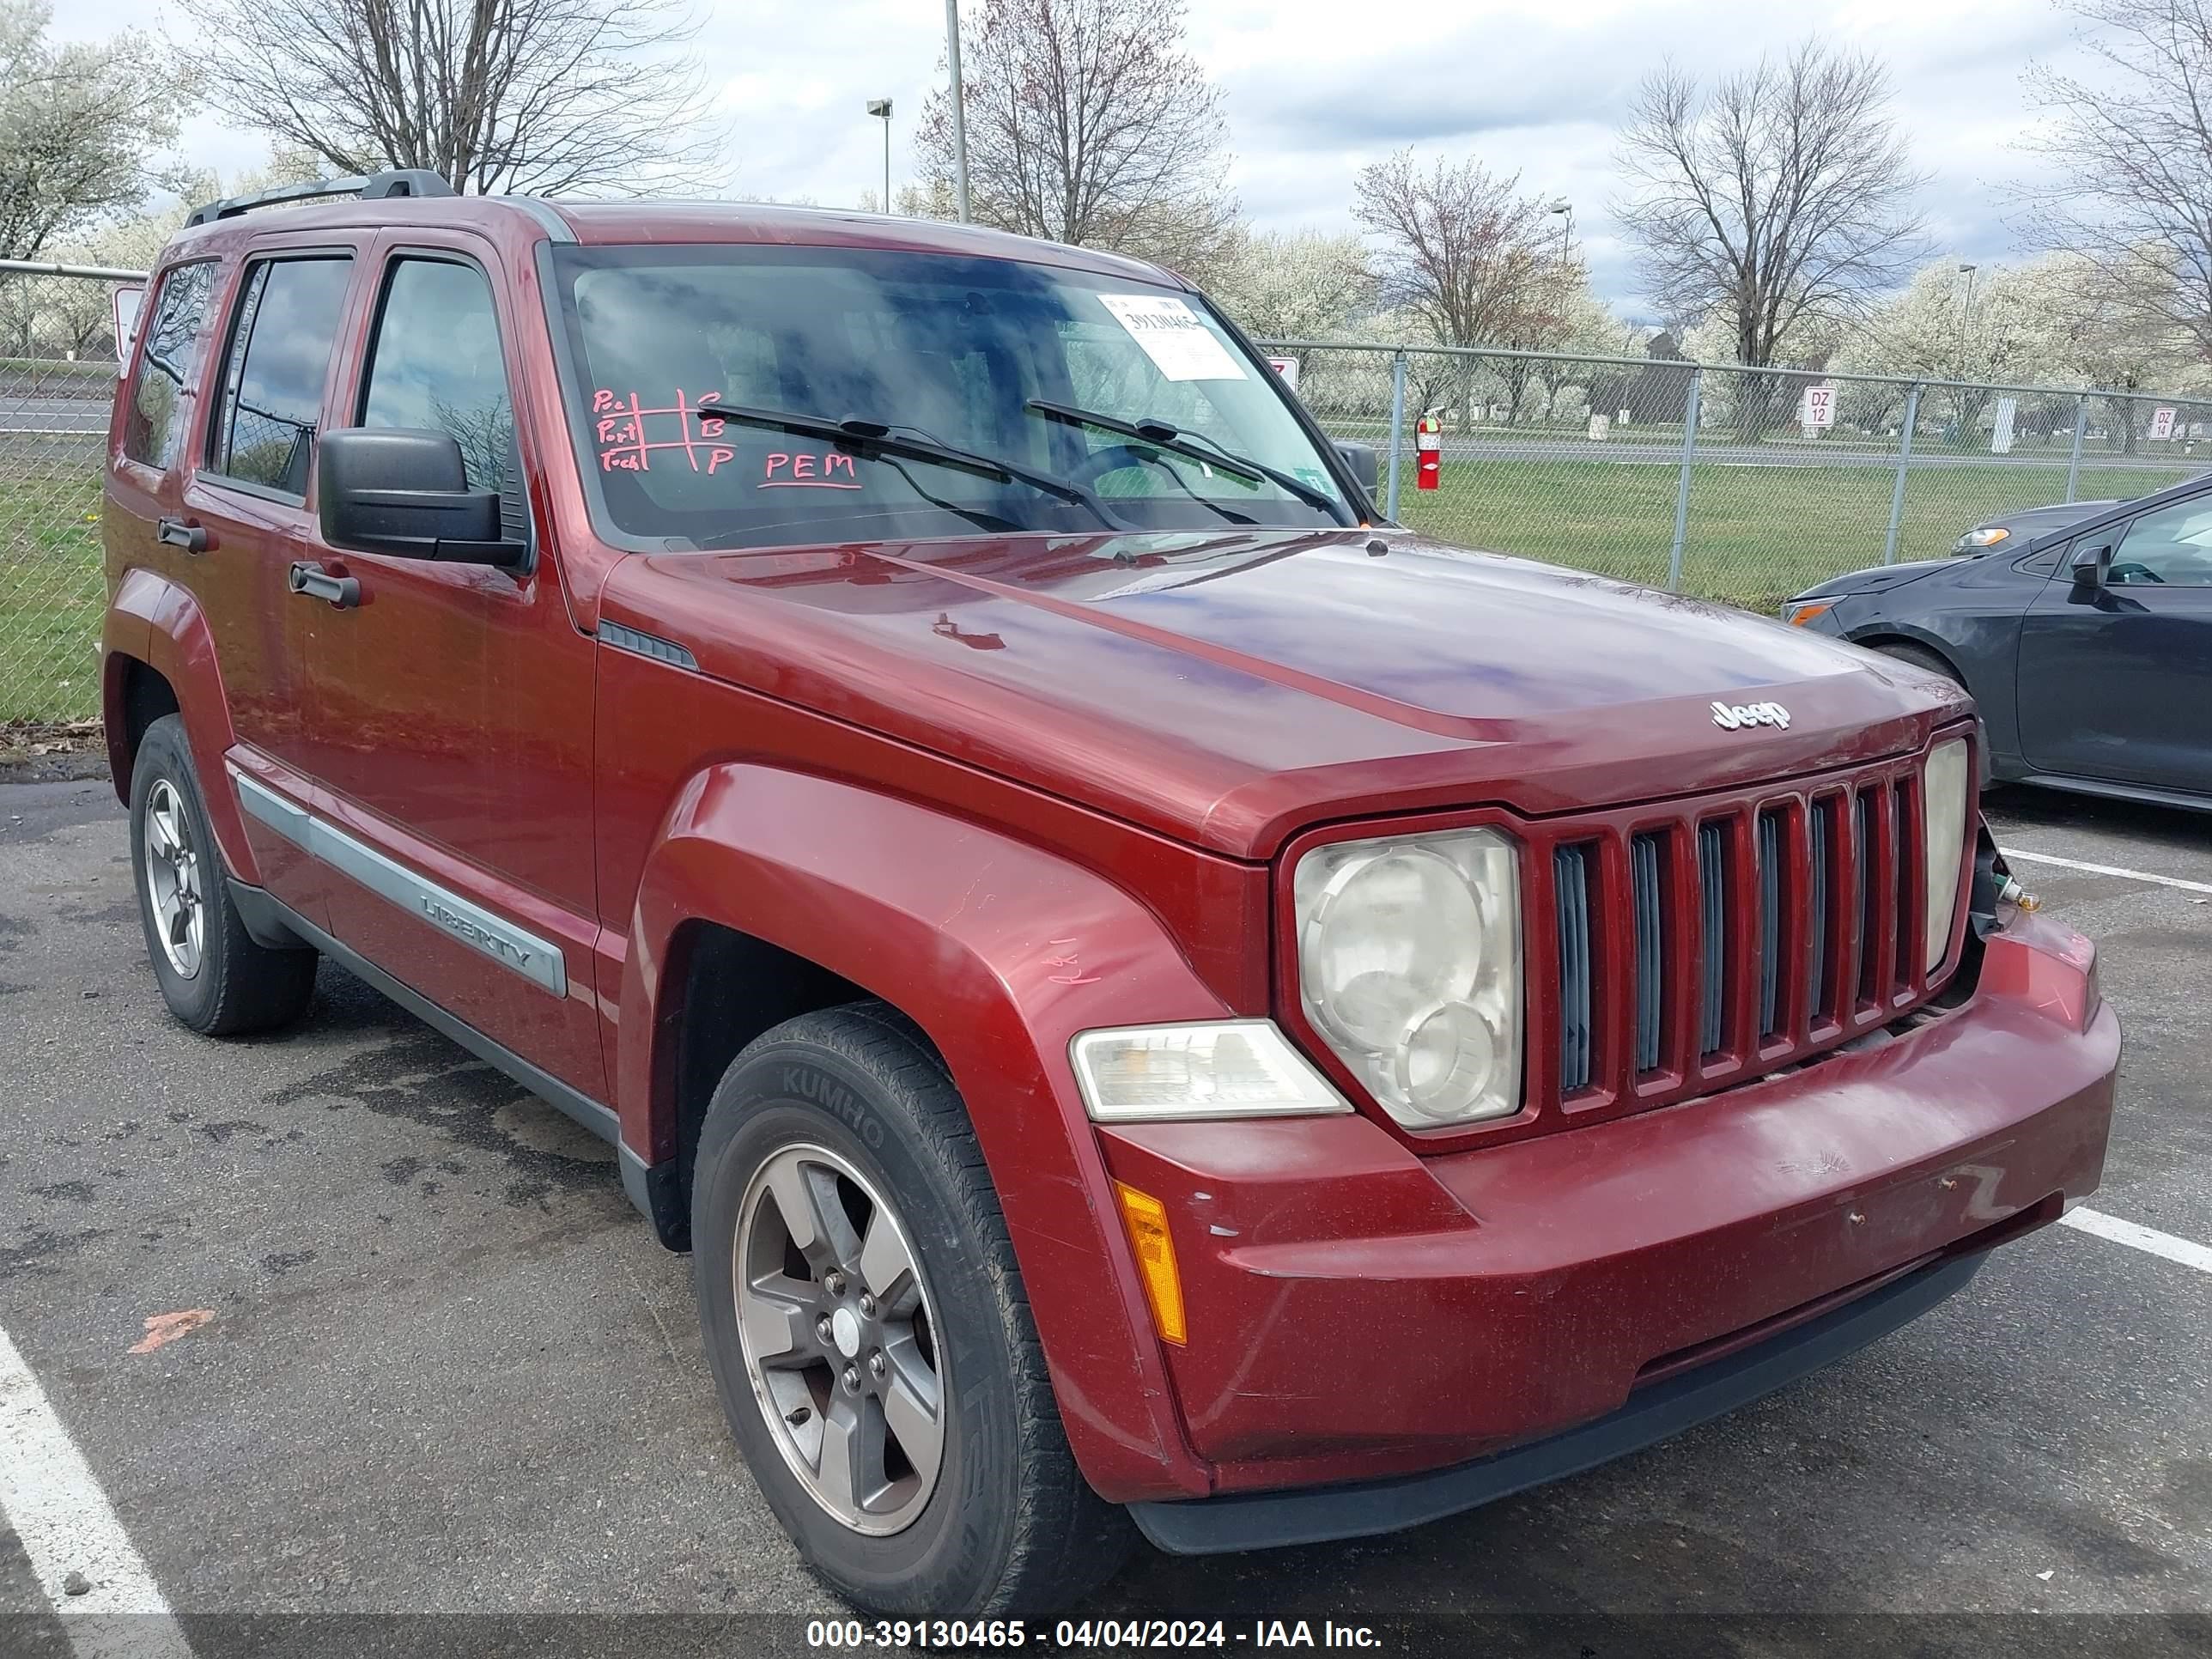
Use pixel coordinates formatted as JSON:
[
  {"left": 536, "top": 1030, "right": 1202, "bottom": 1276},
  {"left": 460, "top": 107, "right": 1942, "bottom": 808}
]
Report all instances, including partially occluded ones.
[
  {"left": 5, "top": 260, "right": 2210, "bottom": 725},
  {"left": 1260, "top": 337, "right": 2212, "bottom": 617},
  {"left": 0, "top": 263, "right": 125, "bottom": 726}
]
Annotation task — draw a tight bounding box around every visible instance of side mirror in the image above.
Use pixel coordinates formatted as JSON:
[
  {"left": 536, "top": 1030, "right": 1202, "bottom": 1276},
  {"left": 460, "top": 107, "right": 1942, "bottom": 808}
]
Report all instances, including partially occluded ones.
[
  {"left": 2069, "top": 540, "right": 2112, "bottom": 593},
  {"left": 1334, "top": 441, "right": 1381, "bottom": 494},
  {"left": 111, "top": 284, "right": 145, "bottom": 376},
  {"left": 318, "top": 428, "right": 525, "bottom": 566}
]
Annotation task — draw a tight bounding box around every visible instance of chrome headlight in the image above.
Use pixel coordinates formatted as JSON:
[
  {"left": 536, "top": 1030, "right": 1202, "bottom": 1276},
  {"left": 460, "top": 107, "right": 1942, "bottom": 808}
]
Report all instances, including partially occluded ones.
[
  {"left": 1292, "top": 828, "right": 1522, "bottom": 1127},
  {"left": 1922, "top": 738, "right": 1972, "bottom": 971},
  {"left": 1953, "top": 526, "right": 2011, "bottom": 553}
]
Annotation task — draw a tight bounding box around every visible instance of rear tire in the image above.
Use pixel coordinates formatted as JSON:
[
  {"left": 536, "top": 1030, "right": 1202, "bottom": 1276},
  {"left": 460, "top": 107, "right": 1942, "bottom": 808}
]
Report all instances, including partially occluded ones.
[
  {"left": 129, "top": 715, "right": 317, "bottom": 1036},
  {"left": 691, "top": 1001, "right": 1133, "bottom": 1619}
]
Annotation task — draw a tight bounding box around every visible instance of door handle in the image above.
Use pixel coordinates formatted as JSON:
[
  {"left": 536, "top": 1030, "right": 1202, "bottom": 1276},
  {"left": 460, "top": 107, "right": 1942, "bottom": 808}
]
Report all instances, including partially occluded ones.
[
  {"left": 155, "top": 517, "right": 208, "bottom": 553},
  {"left": 288, "top": 561, "right": 360, "bottom": 610}
]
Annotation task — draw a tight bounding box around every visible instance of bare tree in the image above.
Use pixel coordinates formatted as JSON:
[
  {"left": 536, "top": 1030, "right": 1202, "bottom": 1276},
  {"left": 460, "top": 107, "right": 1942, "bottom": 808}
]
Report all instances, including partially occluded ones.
[
  {"left": 1353, "top": 152, "right": 1555, "bottom": 346},
  {"left": 1352, "top": 150, "right": 1558, "bottom": 429},
  {"left": 2017, "top": 0, "right": 2212, "bottom": 364},
  {"left": 173, "top": 0, "right": 722, "bottom": 195},
  {"left": 917, "top": 0, "right": 1237, "bottom": 278},
  {"left": 1613, "top": 39, "right": 1926, "bottom": 433},
  {"left": 0, "top": 1, "right": 180, "bottom": 260}
]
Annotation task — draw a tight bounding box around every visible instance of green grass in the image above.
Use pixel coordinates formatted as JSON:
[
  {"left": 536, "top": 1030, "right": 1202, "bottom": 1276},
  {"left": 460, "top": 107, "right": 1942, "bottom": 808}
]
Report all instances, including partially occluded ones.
[
  {"left": 0, "top": 470, "right": 104, "bottom": 724},
  {"left": 1396, "top": 458, "right": 2196, "bottom": 614}
]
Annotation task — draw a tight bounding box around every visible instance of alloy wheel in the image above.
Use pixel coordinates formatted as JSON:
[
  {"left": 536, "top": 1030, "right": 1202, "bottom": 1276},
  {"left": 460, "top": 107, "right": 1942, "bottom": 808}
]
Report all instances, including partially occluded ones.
[
  {"left": 142, "top": 777, "right": 204, "bottom": 981},
  {"left": 733, "top": 1142, "right": 945, "bottom": 1535}
]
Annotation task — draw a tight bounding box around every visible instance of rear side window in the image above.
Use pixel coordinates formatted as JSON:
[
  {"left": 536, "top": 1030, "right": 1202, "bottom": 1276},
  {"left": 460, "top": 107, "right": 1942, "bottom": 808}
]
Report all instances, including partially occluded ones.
[
  {"left": 122, "top": 262, "right": 217, "bottom": 469},
  {"left": 358, "top": 258, "right": 514, "bottom": 492},
  {"left": 207, "top": 256, "right": 354, "bottom": 498}
]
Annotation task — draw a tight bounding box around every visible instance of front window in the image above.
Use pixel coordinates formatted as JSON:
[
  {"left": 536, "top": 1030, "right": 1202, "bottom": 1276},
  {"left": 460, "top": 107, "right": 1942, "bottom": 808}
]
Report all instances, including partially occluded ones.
[{"left": 546, "top": 244, "right": 1348, "bottom": 550}]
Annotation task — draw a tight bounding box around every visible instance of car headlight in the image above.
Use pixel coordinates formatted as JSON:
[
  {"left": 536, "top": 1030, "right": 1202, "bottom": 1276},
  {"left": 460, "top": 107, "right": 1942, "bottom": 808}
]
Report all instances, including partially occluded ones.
[
  {"left": 1784, "top": 599, "right": 1835, "bottom": 627},
  {"left": 1922, "top": 738, "right": 1972, "bottom": 971},
  {"left": 1292, "top": 828, "right": 1522, "bottom": 1127},
  {"left": 1953, "top": 526, "right": 2010, "bottom": 553},
  {"left": 1070, "top": 1020, "right": 1351, "bottom": 1121}
]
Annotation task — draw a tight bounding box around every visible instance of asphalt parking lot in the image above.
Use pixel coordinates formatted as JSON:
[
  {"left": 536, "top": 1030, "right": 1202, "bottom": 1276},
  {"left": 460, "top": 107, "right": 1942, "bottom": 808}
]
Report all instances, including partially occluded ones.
[{"left": 1, "top": 774, "right": 2206, "bottom": 1657}]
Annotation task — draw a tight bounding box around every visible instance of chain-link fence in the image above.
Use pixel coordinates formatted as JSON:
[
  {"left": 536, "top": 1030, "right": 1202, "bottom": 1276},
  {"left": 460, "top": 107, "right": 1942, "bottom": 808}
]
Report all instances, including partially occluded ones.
[
  {"left": 5, "top": 261, "right": 2211, "bottom": 726},
  {"left": 1262, "top": 339, "right": 2212, "bottom": 616},
  {"left": 0, "top": 262, "right": 134, "bottom": 728}
]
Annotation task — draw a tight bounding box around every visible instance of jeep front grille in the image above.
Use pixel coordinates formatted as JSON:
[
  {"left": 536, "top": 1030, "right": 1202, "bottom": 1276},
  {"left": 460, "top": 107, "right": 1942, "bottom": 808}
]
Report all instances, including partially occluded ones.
[{"left": 1540, "top": 752, "right": 1957, "bottom": 1121}]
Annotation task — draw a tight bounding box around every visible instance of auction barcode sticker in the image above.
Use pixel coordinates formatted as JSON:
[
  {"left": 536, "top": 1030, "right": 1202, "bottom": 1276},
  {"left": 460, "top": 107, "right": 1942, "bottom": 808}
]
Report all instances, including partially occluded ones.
[{"left": 1097, "top": 294, "right": 1248, "bottom": 381}]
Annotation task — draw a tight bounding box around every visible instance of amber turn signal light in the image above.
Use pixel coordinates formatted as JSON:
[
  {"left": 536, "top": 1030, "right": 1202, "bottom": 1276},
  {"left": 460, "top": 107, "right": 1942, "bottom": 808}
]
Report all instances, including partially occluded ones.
[
  {"left": 1784, "top": 601, "right": 1832, "bottom": 628},
  {"left": 1114, "top": 1182, "right": 1188, "bottom": 1346}
]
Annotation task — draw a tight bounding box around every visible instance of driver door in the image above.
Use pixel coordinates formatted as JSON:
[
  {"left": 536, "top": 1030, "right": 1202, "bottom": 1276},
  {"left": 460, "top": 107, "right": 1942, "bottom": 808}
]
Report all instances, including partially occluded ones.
[{"left": 2016, "top": 494, "right": 2212, "bottom": 793}]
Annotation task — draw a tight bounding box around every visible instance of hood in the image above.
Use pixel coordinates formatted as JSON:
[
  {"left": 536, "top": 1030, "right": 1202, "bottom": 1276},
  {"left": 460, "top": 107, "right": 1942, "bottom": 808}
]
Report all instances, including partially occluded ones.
[
  {"left": 1793, "top": 557, "right": 1961, "bottom": 601},
  {"left": 1985, "top": 500, "right": 2116, "bottom": 542},
  {"left": 607, "top": 529, "right": 1969, "bottom": 859}
]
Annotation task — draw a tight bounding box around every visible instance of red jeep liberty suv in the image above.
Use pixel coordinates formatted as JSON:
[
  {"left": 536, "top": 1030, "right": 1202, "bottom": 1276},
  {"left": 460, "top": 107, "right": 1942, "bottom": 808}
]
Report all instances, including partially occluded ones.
[{"left": 100, "top": 172, "right": 2118, "bottom": 1619}]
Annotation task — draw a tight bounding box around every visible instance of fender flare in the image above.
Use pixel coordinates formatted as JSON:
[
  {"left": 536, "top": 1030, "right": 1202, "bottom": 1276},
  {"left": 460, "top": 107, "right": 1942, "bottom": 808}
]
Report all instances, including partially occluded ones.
[
  {"left": 620, "top": 762, "right": 1226, "bottom": 1503},
  {"left": 102, "top": 568, "right": 257, "bottom": 884}
]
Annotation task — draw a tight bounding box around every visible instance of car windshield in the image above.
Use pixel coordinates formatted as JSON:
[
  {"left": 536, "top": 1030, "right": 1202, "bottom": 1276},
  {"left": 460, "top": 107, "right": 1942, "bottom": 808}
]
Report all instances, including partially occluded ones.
[{"left": 546, "top": 244, "right": 1348, "bottom": 550}]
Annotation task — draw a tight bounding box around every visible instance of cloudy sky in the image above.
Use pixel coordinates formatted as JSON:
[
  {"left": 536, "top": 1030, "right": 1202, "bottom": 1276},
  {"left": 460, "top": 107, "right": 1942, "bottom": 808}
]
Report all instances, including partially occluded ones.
[{"left": 64, "top": 0, "right": 2100, "bottom": 319}]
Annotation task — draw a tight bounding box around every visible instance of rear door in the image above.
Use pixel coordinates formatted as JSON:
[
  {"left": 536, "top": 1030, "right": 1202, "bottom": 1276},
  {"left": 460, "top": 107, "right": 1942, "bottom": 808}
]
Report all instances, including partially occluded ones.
[
  {"left": 2017, "top": 494, "right": 2212, "bottom": 793},
  {"left": 171, "top": 245, "right": 364, "bottom": 924}
]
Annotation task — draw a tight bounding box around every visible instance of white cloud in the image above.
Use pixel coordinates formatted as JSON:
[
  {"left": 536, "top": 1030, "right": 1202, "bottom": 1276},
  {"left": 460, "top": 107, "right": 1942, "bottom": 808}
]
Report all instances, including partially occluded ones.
[{"left": 58, "top": 0, "right": 2111, "bottom": 313}]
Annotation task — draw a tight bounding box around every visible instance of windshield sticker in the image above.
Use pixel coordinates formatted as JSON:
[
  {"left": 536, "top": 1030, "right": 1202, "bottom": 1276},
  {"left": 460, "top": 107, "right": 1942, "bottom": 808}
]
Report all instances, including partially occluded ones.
[
  {"left": 592, "top": 388, "right": 738, "bottom": 474},
  {"left": 1096, "top": 295, "right": 1248, "bottom": 382}
]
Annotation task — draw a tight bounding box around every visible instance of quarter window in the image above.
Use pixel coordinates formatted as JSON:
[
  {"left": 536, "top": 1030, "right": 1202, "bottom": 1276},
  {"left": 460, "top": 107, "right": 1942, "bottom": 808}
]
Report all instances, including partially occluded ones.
[
  {"left": 122, "top": 262, "right": 217, "bottom": 470},
  {"left": 2110, "top": 497, "right": 2212, "bottom": 586},
  {"left": 208, "top": 257, "right": 355, "bottom": 498},
  {"left": 359, "top": 258, "right": 514, "bottom": 492}
]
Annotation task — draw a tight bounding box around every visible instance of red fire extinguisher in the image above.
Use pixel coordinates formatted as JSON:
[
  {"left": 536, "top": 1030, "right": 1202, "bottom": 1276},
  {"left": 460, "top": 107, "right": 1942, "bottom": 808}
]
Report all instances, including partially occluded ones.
[{"left": 1415, "top": 412, "right": 1442, "bottom": 490}]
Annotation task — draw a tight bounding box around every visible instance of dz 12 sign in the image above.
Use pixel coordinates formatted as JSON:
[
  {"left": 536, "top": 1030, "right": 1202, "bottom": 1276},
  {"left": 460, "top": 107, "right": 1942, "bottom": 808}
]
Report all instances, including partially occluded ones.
[{"left": 1799, "top": 385, "right": 1836, "bottom": 430}]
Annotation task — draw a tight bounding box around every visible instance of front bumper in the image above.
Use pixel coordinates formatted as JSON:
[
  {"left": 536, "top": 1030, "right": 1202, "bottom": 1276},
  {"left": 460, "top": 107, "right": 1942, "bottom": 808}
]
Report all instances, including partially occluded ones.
[
  {"left": 1133, "top": 1243, "right": 1996, "bottom": 1553},
  {"left": 1092, "top": 908, "right": 2116, "bottom": 1516}
]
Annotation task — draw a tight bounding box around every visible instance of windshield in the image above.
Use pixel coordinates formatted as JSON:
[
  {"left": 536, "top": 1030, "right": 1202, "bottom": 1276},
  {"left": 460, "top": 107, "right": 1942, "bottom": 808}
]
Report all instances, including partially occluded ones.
[{"left": 546, "top": 244, "right": 1347, "bottom": 550}]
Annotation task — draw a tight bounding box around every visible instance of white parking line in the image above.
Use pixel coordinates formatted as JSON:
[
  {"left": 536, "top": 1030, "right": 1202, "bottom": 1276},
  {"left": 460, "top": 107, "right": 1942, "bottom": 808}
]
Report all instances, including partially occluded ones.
[
  {"left": 2061, "top": 1207, "right": 2212, "bottom": 1275},
  {"left": 0, "top": 1324, "right": 192, "bottom": 1659},
  {"left": 2001, "top": 847, "right": 2212, "bottom": 896}
]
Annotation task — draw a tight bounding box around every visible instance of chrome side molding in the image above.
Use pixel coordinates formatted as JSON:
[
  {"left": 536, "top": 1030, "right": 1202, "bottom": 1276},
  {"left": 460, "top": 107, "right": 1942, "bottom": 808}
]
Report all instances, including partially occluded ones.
[{"left": 230, "top": 769, "right": 568, "bottom": 996}]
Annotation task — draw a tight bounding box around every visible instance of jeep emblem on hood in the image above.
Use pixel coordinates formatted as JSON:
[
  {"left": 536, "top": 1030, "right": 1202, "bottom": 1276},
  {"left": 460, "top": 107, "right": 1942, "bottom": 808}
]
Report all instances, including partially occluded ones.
[{"left": 1711, "top": 699, "right": 1791, "bottom": 731}]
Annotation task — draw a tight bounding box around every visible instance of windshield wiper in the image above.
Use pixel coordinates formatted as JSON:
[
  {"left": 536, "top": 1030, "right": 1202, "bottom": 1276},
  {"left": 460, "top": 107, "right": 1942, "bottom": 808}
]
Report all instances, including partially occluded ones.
[
  {"left": 1024, "top": 398, "right": 1348, "bottom": 521},
  {"left": 690, "top": 403, "right": 1119, "bottom": 529}
]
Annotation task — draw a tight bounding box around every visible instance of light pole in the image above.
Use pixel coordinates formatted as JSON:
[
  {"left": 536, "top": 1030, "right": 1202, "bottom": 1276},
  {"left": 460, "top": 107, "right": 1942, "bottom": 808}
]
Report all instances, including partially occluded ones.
[
  {"left": 1957, "top": 262, "right": 1979, "bottom": 363},
  {"left": 1548, "top": 198, "right": 1573, "bottom": 269},
  {"left": 945, "top": 0, "right": 971, "bottom": 222},
  {"left": 866, "top": 99, "right": 893, "bottom": 214}
]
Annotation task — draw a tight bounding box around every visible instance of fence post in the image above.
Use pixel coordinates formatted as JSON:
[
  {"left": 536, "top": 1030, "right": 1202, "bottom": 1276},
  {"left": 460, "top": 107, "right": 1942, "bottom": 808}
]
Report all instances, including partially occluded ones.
[
  {"left": 1883, "top": 383, "right": 1922, "bottom": 565},
  {"left": 1384, "top": 350, "right": 1407, "bottom": 521},
  {"left": 1667, "top": 367, "right": 1702, "bottom": 592},
  {"left": 2065, "top": 394, "right": 2087, "bottom": 502}
]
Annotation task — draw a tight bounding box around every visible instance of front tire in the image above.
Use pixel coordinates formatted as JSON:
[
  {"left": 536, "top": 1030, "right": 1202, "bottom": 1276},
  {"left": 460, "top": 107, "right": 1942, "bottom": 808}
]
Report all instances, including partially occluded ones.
[
  {"left": 691, "top": 1002, "right": 1132, "bottom": 1618},
  {"left": 128, "top": 715, "right": 317, "bottom": 1035},
  {"left": 1870, "top": 642, "right": 2000, "bottom": 789}
]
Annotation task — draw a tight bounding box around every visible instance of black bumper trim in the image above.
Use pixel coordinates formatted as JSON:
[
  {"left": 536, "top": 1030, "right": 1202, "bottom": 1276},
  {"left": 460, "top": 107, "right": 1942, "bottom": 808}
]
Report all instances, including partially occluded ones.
[{"left": 1130, "top": 1249, "right": 1986, "bottom": 1556}]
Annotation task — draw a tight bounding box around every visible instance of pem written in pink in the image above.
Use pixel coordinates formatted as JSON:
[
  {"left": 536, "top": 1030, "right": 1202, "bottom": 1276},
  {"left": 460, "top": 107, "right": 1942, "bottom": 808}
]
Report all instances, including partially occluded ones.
[{"left": 762, "top": 451, "right": 860, "bottom": 489}]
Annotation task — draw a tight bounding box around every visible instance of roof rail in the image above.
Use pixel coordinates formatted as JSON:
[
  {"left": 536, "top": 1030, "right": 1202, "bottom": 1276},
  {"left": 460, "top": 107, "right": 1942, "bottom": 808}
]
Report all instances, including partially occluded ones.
[{"left": 184, "top": 168, "right": 457, "bottom": 228}]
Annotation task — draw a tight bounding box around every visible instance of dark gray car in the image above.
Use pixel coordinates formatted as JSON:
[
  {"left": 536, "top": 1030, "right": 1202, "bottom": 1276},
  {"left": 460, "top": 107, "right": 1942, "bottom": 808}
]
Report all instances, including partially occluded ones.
[
  {"left": 1948, "top": 497, "right": 2120, "bottom": 555},
  {"left": 1784, "top": 474, "right": 2212, "bottom": 810}
]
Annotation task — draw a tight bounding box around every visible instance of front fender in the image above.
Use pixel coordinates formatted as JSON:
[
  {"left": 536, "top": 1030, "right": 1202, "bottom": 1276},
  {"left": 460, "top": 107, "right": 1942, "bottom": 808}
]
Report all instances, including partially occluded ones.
[
  {"left": 621, "top": 763, "right": 1229, "bottom": 1503},
  {"left": 103, "top": 569, "right": 256, "bottom": 884}
]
